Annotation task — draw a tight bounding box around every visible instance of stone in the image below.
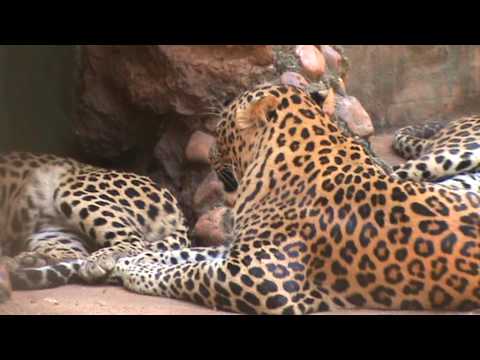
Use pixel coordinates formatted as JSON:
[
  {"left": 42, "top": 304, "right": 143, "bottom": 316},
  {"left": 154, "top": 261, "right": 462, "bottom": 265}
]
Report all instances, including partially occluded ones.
[
  {"left": 0, "top": 263, "right": 11, "bottom": 304},
  {"left": 185, "top": 131, "right": 216, "bottom": 165},
  {"left": 336, "top": 96, "right": 375, "bottom": 138},
  {"left": 223, "top": 191, "right": 237, "bottom": 208},
  {"left": 43, "top": 297, "right": 60, "bottom": 305},
  {"left": 193, "top": 172, "right": 225, "bottom": 215},
  {"left": 323, "top": 88, "right": 336, "bottom": 117},
  {"left": 280, "top": 71, "right": 309, "bottom": 89},
  {"left": 321, "top": 45, "right": 342, "bottom": 74},
  {"left": 193, "top": 207, "right": 233, "bottom": 247},
  {"left": 296, "top": 45, "right": 326, "bottom": 80}
]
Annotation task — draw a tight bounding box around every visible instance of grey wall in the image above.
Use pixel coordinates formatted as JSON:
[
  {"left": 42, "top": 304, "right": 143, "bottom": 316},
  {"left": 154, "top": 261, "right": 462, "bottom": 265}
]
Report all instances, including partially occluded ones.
[{"left": 0, "top": 45, "right": 77, "bottom": 154}]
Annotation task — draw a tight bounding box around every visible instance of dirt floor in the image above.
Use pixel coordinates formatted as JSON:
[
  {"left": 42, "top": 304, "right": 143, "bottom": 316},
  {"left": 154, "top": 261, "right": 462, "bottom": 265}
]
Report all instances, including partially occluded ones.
[{"left": 0, "top": 133, "right": 474, "bottom": 315}]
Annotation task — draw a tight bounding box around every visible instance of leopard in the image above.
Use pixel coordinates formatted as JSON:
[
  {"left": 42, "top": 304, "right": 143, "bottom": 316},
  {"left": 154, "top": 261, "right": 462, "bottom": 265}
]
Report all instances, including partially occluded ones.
[
  {"left": 391, "top": 116, "right": 480, "bottom": 192},
  {"left": 102, "top": 84, "right": 480, "bottom": 314},
  {"left": 0, "top": 152, "right": 190, "bottom": 301}
]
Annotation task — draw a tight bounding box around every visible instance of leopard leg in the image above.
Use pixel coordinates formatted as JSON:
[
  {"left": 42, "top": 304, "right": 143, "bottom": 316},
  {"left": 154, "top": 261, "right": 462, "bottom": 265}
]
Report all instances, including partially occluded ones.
[
  {"left": 435, "top": 172, "right": 480, "bottom": 192},
  {"left": 392, "top": 150, "right": 480, "bottom": 182},
  {"left": 78, "top": 232, "right": 145, "bottom": 284},
  {"left": 15, "top": 227, "right": 89, "bottom": 268},
  {"left": 7, "top": 227, "right": 90, "bottom": 290},
  {"left": 112, "top": 248, "right": 327, "bottom": 315},
  {"left": 120, "top": 246, "right": 230, "bottom": 267},
  {"left": 79, "top": 225, "right": 195, "bottom": 283},
  {"left": 145, "top": 232, "right": 192, "bottom": 253}
]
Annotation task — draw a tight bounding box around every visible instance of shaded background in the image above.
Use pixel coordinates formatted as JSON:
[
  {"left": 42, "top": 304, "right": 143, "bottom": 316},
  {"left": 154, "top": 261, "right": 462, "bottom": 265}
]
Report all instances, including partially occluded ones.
[{"left": 0, "top": 45, "right": 77, "bottom": 154}]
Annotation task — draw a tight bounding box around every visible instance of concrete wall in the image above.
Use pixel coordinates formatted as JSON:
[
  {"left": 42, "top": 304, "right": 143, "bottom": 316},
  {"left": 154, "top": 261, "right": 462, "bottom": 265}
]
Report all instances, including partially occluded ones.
[
  {"left": 344, "top": 45, "right": 480, "bottom": 130},
  {"left": 0, "top": 45, "right": 77, "bottom": 154}
]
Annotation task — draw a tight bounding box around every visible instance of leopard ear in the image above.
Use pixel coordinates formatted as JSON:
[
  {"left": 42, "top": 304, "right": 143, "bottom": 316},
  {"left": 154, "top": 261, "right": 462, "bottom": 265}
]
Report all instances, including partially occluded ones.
[
  {"left": 237, "top": 96, "right": 279, "bottom": 130},
  {"left": 322, "top": 88, "right": 336, "bottom": 114}
]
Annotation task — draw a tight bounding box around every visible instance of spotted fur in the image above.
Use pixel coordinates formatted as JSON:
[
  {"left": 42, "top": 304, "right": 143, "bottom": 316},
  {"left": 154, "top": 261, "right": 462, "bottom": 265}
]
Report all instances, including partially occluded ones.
[
  {"left": 392, "top": 116, "right": 480, "bottom": 191},
  {"left": 111, "top": 85, "right": 480, "bottom": 314},
  {"left": 0, "top": 152, "right": 190, "bottom": 293}
]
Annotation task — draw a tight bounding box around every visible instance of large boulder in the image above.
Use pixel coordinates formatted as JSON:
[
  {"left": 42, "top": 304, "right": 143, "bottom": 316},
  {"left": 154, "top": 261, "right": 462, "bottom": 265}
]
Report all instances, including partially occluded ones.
[{"left": 75, "top": 45, "right": 276, "bottom": 159}]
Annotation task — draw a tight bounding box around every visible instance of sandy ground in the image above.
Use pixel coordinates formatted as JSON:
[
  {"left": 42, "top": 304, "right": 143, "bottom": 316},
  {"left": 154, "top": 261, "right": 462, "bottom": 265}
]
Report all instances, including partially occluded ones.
[{"left": 0, "top": 133, "right": 474, "bottom": 315}]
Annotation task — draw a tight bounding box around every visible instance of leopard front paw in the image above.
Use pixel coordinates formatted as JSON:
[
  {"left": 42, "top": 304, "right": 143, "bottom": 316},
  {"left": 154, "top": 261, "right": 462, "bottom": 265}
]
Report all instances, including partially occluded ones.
[{"left": 79, "top": 253, "right": 120, "bottom": 283}]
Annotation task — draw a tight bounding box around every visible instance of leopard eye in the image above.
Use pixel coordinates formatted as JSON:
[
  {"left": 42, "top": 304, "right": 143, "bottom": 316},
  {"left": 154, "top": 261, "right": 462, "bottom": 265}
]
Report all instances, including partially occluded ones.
[
  {"left": 223, "top": 96, "right": 234, "bottom": 107},
  {"left": 310, "top": 91, "right": 326, "bottom": 106}
]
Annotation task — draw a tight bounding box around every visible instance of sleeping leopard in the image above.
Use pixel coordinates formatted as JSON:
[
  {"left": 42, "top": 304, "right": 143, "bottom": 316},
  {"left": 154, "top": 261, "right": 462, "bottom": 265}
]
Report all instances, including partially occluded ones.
[
  {"left": 103, "top": 84, "right": 480, "bottom": 314},
  {"left": 0, "top": 152, "right": 193, "bottom": 301},
  {"left": 392, "top": 116, "right": 480, "bottom": 191}
]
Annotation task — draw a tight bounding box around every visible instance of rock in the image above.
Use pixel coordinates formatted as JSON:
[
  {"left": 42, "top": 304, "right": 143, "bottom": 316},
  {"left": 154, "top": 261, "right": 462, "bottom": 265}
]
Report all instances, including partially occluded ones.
[
  {"left": 185, "top": 131, "right": 215, "bottom": 165},
  {"left": 0, "top": 263, "right": 11, "bottom": 304},
  {"left": 296, "top": 45, "right": 326, "bottom": 80},
  {"left": 193, "top": 207, "right": 233, "bottom": 247},
  {"left": 43, "top": 297, "right": 60, "bottom": 306},
  {"left": 336, "top": 96, "right": 375, "bottom": 138},
  {"left": 76, "top": 45, "right": 276, "bottom": 159},
  {"left": 193, "top": 172, "right": 225, "bottom": 215},
  {"left": 321, "top": 45, "right": 342, "bottom": 74},
  {"left": 154, "top": 120, "right": 190, "bottom": 180},
  {"left": 223, "top": 191, "right": 237, "bottom": 208},
  {"left": 280, "top": 71, "right": 309, "bottom": 89},
  {"left": 323, "top": 89, "right": 337, "bottom": 117}
]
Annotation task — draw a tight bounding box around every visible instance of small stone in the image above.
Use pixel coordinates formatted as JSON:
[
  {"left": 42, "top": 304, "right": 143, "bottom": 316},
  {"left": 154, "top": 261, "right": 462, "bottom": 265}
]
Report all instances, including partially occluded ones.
[
  {"left": 320, "top": 45, "right": 342, "bottom": 73},
  {"left": 193, "top": 207, "right": 233, "bottom": 247},
  {"left": 43, "top": 297, "right": 59, "bottom": 306},
  {"left": 337, "top": 77, "right": 347, "bottom": 95},
  {"left": 223, "top": 191, "right": 237, "bottom": 208},
  {"left": 296, "top": 45, "right": 326, "bottom": 80},
  {"left": 280, "top": 71, "right": 309, "bottom": 89},
  {"left": 336, "top": 96, "right": 375, "bottom": 138},
  {"left": 193, "top": 172, "right": 225, "bottom": 214},
  {"left": 185, "top": 131, "right": 216, "bottom": 165},
  {"left": 323, "top": 88, "right": 336, "bottom": 117}
]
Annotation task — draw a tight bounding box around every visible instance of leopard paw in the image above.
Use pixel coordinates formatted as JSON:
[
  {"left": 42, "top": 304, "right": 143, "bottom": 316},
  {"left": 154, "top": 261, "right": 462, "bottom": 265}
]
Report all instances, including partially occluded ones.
[
  {"left": 79, "top": 254, "right": 119, "bottom": 283},
  {"left": 13, "top": 252, "right": 50, "bottom": 268}
]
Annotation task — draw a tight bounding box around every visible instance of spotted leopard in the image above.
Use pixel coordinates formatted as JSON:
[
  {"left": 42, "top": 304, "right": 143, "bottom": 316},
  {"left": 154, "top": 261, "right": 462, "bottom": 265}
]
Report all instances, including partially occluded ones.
[
  {"left": 0, "top": 152, "right": 190, "bottom": 300},
  {"left": 392, "top": 116, "right": 480, "bottom": 191},
  {"left": 101, "top": 85, "right": 480, "bottom": 314}
]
